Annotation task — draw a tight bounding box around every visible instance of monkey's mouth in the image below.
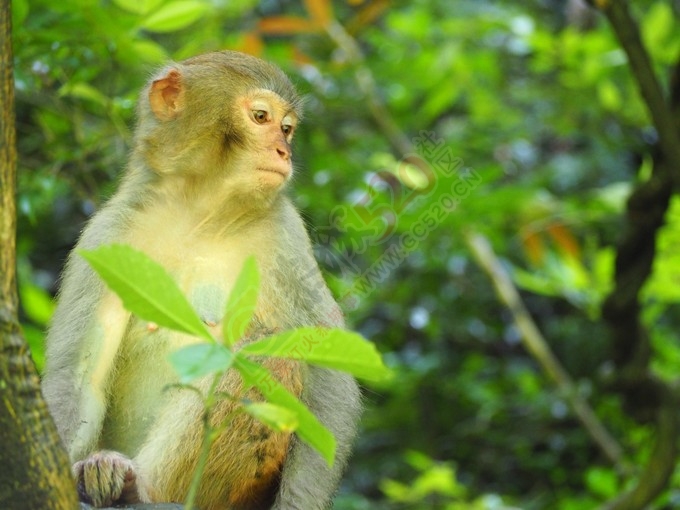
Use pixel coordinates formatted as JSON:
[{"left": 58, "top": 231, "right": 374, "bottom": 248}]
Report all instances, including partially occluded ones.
[{"left": 258, "top": 167, "right": 290, "bottom": 179}]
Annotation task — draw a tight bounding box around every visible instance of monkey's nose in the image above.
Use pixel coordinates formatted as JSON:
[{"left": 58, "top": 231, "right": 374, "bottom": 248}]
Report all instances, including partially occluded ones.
[{"left": 276, "top": 147, "right": 290, "bottom": 161}]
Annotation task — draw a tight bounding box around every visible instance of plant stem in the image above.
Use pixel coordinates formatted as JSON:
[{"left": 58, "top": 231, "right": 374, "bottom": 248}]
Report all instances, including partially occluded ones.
[{"left": 183, "top": 374, "right": 221, "bottom": 510}]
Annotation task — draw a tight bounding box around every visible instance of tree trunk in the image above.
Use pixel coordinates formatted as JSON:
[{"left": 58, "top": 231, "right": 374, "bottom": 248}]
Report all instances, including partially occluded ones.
[{"left": 0, "top": 0, "right": 80, "bottom": 508}]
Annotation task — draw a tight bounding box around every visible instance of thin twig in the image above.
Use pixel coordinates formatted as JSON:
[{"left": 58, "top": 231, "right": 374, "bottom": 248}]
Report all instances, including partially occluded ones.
[
  {"left": 464, "top": 231, "right": 625, "bottom": 468},
  {"left": 324, "top": 13, "right": 627, "bottom": 472},
  {"left": 324, "top": 20, "right": 415, "bottom": 157},
  {"left": 184, "top": 374, "right": 221, "bottom": 510}
]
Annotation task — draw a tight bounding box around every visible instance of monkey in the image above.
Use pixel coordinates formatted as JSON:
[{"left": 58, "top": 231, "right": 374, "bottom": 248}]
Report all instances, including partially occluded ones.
[{"left": 41, "top": 50, "right": 362, "bottom": 510}]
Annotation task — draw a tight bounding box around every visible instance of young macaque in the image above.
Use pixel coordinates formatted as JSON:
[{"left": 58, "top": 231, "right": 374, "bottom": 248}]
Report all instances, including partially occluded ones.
[{"left": 41, "top": 51, "right": 362, "bottom": 510}]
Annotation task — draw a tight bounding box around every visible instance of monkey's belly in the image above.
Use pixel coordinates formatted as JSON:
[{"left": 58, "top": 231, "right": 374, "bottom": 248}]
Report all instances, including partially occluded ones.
[
  {"left": 100, "top": 269, "right": 232, "bottom": 455},
  {"left": 101, "top": 325, "right": 304, "bottom": 509},
  {"left": 186, "top": 358, "right": 305, "bottom": 510},
  {"left": 187, "top": 412, "right": 295, "bottom": 510},
  {"left": 100, "top": 326, "right": 193, "bottom": 456}
]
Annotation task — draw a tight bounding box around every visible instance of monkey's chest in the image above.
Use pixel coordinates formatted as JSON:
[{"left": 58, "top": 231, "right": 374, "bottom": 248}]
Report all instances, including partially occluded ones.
[
  {"left": 98, "top": 267, "right": 265, "bottom": 455},
  {"left": 100, "top": 218, "right": 290, "bottom": 456}
]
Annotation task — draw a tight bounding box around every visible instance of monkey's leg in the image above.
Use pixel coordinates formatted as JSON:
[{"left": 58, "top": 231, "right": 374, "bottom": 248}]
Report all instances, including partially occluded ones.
[
  {"left": 73, "top": 450, "right": 150, "bottom": 507},
  {"left": 133, "top": 357, "right": 303, "bottom": 508}
]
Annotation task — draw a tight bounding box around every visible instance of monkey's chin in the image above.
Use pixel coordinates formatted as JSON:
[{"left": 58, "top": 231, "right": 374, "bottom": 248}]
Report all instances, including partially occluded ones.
[{"left": 258, "top": 167, "right": 290, "bottom": 187}]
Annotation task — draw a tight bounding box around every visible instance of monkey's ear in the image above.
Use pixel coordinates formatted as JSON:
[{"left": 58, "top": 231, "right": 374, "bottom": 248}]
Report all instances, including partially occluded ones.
[{"left": 149, "top": 69, "right": 185, "bottom": 121}]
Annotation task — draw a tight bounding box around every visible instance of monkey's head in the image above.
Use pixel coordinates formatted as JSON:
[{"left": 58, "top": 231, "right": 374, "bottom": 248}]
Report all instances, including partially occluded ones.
[{"left": 135, "top": 51, "right": 304, "bottom": 198}]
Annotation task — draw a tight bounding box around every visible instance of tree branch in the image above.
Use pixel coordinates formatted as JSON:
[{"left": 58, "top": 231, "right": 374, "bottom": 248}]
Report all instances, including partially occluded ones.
[
  {"left": 324, "top": 9, "right": 628, "bottom": 473},
  {"left": 594, "top": 0, "right": 680, "bottom": 179},
  {"left": 0, "top": 0, "right": 80, "bottom": 507},
  {"left": 602, "top": 390, "right": 678, "bottom": 510},
  {"left": 464, "top": 232, "right": 625, "bottom": 468},
  {"left": 586, "top": 1, "right": 680, "bottom": 508},
  {"left": 594, "top": 4, "right": 679, "bottom": 367},
  {"left": 324, "top": 20, "right": 415, "bottom": 158}
]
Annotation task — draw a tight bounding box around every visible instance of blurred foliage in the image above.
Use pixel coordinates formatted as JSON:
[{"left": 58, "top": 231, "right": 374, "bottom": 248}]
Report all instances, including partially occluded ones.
[{"left": 13, "top": 0, "right": 680, "bottom": 508}]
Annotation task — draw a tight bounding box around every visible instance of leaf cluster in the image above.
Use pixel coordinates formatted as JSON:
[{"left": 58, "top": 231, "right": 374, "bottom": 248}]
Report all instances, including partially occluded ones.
[{"left": 81, "top": 244, "right": 389, "bottom": 466}]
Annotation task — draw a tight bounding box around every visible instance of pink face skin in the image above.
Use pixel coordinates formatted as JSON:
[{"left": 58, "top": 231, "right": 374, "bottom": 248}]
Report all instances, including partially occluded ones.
[
  {"left": 240, "top": 90, "right": 298, "bottom": 189},
  {"left": 147, "top": 71, "right": 300, "bottom": 203}
]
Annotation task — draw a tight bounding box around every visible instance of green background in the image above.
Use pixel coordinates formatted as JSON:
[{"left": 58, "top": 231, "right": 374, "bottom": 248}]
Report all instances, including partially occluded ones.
[{"left": 13, "top": 0, "right": 680, "bottom": 508}]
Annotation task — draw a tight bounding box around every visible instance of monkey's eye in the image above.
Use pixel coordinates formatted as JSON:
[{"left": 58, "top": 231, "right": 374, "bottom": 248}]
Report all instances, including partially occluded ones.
[
  {"left": 282, "top": 124, "right": 294, "bottom": 137},
  {"left": 252, "top": 110, "right": 270, "bottom": 124}
]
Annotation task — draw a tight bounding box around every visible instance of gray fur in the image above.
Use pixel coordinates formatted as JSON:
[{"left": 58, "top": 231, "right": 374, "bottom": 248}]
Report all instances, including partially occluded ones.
[{"left": 42, "top": 50, "right": 362, "bottom": 509}]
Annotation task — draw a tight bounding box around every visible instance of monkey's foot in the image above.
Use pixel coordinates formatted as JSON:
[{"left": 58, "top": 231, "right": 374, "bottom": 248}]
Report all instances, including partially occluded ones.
[{"left": 73, "top": 450, "right": 144, "bottom": 507}]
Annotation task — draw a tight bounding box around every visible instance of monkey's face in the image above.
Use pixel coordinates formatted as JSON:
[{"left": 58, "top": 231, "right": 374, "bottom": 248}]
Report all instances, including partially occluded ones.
[
  {"left": 232, "top": 89, "right": 298, "bottom": 191},
  {"left": 141, "top": 55, "right": 303, "bottom": 205}
]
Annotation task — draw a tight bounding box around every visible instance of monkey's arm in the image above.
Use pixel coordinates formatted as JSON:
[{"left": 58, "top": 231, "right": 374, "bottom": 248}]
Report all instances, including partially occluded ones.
[
  {"left": 42, "top": 203, "right": 132, "bottom": 462},
  {"left": 270, "top": 202, "right": 363, "bottom": 509},
  {"left": 273, "top": 368, "right": 361, "bottom": 510}
]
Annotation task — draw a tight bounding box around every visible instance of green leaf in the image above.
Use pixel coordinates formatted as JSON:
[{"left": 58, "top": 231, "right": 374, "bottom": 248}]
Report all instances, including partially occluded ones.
[
  {"left": 512, "top": 266, "right": 559, "bottom": 297},
  {"left": 240, "top": 327, "right": 391, "bottom": 382},
  {"left": 141, "top": 0, "right": 209, "bottom": 33},
  {"left": 585, "top": 467, "right": 617, "bottom": 498},
  {"left": 169, "top": 343, "right": 234, "bottom": 383},
  {"left": 223, "top": 256, "right": 260, "bottom": 347},
  {"left": 597, "top": 80, "right": 621, "bottom": 112},
  {"left": 80, "top": 244, "right": 213, "bottom": 342},
  {"left": 234, "top": 355, "right": 336, "bottom": 466},
  {"left": 21, "top": 324, "right": 45, "bottom": 373},
  {"left": 113, "top": 0, "right": 164, "bottom": 15},
  {"left": 58, "top": 82, "right": 110, "bottom": 107},
  {"left": 641, "top": 2, "right": 675, "bottom": 62},
  {"left": 405, "top": 450, "right": 435, "bottom": 470},
  {"left": 243, "top": 402, "right": 299, "bottom": 432},
  {"left": 380, "top": 479, "right": 411, "bottom": 502},
  {"left": 132, "top": 40, "right": 169, "bottom": 64},
  {"left": 19, "top": 282, "right": 55, "bottom": 326},
  {"left": 12, "top": 0, "right": 29, "bottom": 27}
]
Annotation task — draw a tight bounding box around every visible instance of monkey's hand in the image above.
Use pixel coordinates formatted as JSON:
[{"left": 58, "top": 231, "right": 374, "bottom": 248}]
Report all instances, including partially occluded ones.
[{"left": 73, "top": 450, "right": 146, "bottom": 507}]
